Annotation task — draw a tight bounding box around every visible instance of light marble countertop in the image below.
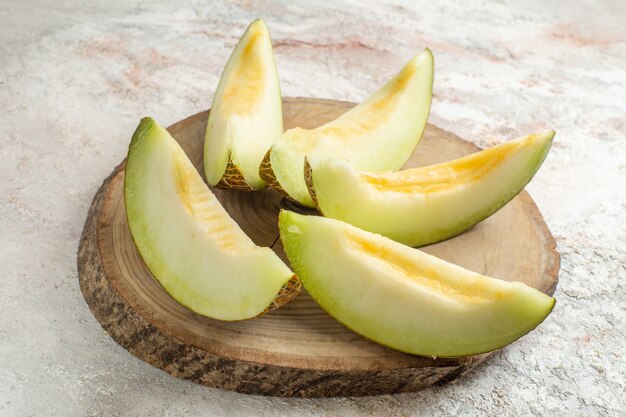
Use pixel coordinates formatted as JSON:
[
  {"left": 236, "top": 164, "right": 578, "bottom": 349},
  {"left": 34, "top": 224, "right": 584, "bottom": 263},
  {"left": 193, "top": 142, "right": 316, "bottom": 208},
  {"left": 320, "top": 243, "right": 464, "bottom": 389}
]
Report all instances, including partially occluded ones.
[{"left": 1, "top": 0, "right": 625, "bottom": 415}]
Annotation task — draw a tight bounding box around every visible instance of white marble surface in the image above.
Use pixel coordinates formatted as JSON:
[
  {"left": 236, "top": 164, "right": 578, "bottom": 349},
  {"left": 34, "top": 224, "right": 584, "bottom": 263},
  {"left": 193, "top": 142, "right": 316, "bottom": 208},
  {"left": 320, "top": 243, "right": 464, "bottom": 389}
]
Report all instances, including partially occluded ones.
[{"left": 1, "top": 0, "right": 625, "bottom": 415}]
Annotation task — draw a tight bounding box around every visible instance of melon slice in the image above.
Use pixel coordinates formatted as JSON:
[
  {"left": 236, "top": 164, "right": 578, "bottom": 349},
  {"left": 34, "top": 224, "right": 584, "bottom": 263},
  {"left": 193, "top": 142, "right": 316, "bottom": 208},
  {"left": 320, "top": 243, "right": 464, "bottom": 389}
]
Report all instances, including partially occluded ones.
[
  {"left": 278, "top": 211, "right": 555, "bottom": 357},
  {"left": 306, "top": 131, "right": 554, "bottom": 247},
  {"left": 260, "top": 49, "right": 434, "bottom": 207},
  {"left": 125, "top": 118, "right": 299, "bottom": 321},
  {"left": 204, "top": 18, "right": 283, "bottom": 190}
]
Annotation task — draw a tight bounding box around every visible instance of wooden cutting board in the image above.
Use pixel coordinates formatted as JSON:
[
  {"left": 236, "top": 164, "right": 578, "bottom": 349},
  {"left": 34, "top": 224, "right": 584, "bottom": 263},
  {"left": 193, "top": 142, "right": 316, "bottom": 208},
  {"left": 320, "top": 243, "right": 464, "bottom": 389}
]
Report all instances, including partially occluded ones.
[{"left": 77, "top": 97, "right": 559, "bottom": 397}]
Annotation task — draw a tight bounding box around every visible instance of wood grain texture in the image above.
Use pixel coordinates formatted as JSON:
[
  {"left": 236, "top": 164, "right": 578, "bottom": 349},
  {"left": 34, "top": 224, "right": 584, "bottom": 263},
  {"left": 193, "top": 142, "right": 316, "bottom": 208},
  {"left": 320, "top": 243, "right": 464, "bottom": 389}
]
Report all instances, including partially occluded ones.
[{"left": 77, "top": 97, "right": 559, "bottom": 397}]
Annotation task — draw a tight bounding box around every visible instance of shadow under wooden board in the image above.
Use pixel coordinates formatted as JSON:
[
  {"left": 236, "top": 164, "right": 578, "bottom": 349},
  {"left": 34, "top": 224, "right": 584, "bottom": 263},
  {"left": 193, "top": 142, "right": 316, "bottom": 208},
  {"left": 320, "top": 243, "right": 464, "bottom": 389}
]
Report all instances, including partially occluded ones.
[{"left": 77, "top": 97, "right": 559, "bottom": 397}]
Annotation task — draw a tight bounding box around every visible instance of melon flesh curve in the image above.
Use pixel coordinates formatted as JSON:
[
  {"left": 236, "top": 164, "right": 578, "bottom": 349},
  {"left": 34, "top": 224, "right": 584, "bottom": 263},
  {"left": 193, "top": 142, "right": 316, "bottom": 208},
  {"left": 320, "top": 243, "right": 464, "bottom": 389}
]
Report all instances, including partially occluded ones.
[
  {"left": 204, "top": 18, "right": 283, "bottom": 190},
  {"left": 260, "top": 49, "right": 434, "bottom": 207},
  {"left": 125, "top": 118, "right": 298, "bottom": 321},
  {"left": 306, "top": 131, "right": 554, "bottom": 247},
  {"left": 279, "top": 211, "right": 555, "bottom": 357}
]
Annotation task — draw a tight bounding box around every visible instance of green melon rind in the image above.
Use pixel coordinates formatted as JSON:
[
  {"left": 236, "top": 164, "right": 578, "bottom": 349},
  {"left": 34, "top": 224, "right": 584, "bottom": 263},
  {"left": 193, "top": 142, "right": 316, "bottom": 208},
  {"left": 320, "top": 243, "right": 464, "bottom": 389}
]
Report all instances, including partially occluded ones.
[
  {"left": 259, "top": 149, "right": 294, "bottom": 200},
  {"left": 214, "top": 154, "right": 255, "bottom": 191}
]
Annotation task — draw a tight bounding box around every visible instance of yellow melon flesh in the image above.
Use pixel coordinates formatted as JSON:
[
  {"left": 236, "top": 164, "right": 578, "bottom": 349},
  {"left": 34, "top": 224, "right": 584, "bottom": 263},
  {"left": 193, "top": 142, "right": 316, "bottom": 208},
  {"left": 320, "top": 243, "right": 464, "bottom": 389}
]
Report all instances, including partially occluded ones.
[
  {"left": 307, "top": 131, "right": 554, "bottom": 247},
  {"left": 261, "top": 49, "right": 434, "bottom": 207},
  {"left": 126, "top": 118, "right": 298, "bottom": 321},
  {"left": 204, "top": 19, "right": 283, "bottom": 190},
  {"left": 279, "top": 211, "right": 555, "bottom": 357}
]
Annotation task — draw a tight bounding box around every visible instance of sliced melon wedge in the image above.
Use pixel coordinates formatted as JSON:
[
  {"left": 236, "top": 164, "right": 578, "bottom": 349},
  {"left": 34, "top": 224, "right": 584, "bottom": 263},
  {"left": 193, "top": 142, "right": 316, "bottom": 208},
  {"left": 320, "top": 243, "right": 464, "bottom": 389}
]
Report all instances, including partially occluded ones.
[
  {"left": 278, "top": 211, "right": 555, "bottom": 357},
  {"left": 260, "top": 49, "right": 434, "bottom": 207},
  {"left": 306, "top": 131, "right": 554, "bottom": 247},
  {"left": 204, "top": 18, "right": 283, "bottom": 190},
  {"left": 125, "top": 118, "right": 299, "bottom": 321}
]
